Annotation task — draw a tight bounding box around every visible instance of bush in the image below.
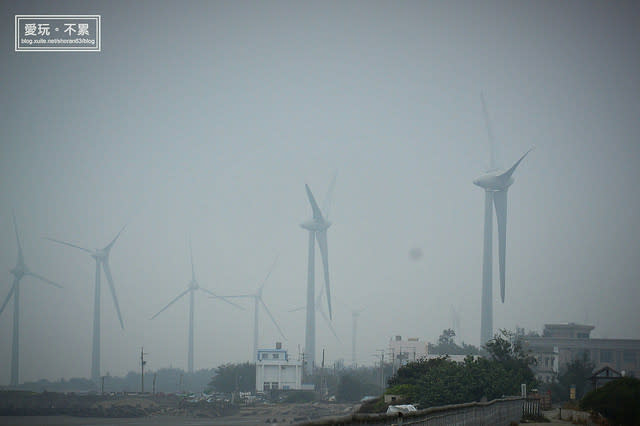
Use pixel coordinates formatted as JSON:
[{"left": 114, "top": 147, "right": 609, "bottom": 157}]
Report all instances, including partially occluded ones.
[
  {"left": 283, "top": 391, "right": 316, "bottom": 403},
  {"left": 580, "top": 377, "right": 640, "bottom": 425}
]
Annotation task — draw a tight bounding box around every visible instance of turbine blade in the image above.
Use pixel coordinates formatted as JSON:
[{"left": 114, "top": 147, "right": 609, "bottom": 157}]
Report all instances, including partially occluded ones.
[
  {"left": 102, "top": 261, "right": 125, "bottom": 329},
  {"left": 258, "top": 255, "right": 279, "bottom": 292},
  {"left": 480, "top": 92, "right": 499, "bottom": 170},
  {"left": 26, "top": 272, "right": 63, "bottom": 289},
  {"left": 45, "top": 237, "right": 92, "bottom": 253},
  {"left": 12, "top": 212, "right": 23, "bottom": 264},
  {"left": 259, "top": 298, "right": 287, "bottom": 340},
  {"left": 188, "top": 237, "right": 195, "bottom": 281},
  {"left": 498, "top": 147, "right": 534, "bottom": 181},
  {"left": 322, "top": 172, "right": 338, "bottom": 220},
  {"left": 151, "top": 288, "right": 191, "bottom": 319},
  {"left": 213, "top": 295, "right": 251, "bottom": 298},
  {"left": 305, "top": 184, "right": 324, "bottom": 220},
  {"left": 315, "top": 230, "right": 332, "bottom": 320},
  {"left": 493, "top": 190, "right": 508, "bottom": 303},
  {"left": 198, "top": 287, "right": 244, "bottom": 309},
  {"left": 0, "top": 278, "right": 18, "bottom": 317},
  {"left": 318, "top": 305, "right": 341, "bottom": 344},
  {"left": 105, "top": 225, "right": 126, "bottom": 251}
]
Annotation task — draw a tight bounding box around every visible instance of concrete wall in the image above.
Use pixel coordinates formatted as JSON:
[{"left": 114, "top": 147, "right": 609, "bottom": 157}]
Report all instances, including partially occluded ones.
[{"left": 301, "top": 397, "right": 523, "bottom": 425}]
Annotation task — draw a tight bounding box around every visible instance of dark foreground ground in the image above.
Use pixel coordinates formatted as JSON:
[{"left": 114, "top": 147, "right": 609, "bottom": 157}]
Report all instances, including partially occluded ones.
[{"left": 0, "top": 402, "right": 357, "bottom": 426}]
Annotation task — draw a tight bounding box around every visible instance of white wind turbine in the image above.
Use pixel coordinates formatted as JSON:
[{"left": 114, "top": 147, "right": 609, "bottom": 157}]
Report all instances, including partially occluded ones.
[
  {"left": 300, "top": 178, "right": 335, "bottom": 374},
  {"left": 216, "top": 257, "right": 287, "bottom": 362},
  {"left": 46, "top": 226, "right": 126, "bottom": 383},
  {"left": 1, "top": 214, "right": 62, "bottom": 386},
  {"left": 151, "top": 240, "right": 242, "bottom": 373},
  {"left": 473, "top": 93, "right": 533, "bottom": 345}
]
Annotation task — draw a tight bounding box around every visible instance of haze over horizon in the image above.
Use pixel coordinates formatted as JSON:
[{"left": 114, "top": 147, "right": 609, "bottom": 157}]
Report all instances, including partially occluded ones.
[{"left": 1, "top": 0, "right": 639, "bottom": 384}]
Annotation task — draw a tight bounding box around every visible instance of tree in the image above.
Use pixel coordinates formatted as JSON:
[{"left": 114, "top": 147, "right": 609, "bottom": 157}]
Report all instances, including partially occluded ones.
[
  {"left": 207, "top": 362, "right": 256, "bottom": 393},
  {"left": 384, "top": 330, "right": 537, "bottom": 411},
  {"left": 336, "top": 373, "right": 381, "bottom": 402},
  {"left": 581, "top": 377, "right": 640, "bottom": 424},
  {"left": 548, "top": 354, "right": 594, "bottom": 401},
  {"left": 439, "top": 329, "right": 456, "bottom": 346},
  {"left": 429, "top": 329, "right": 480, "bottom": 356}
]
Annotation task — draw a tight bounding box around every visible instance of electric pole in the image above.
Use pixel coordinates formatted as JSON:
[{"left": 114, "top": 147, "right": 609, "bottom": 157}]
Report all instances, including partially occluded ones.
[{"left": 140, "top": 347, "right": 148, "bottom": 393}]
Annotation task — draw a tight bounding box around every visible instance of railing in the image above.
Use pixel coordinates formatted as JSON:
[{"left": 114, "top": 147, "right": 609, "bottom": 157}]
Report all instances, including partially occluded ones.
[
  {"left": 300, "top": 397, "right": 524, "bottom": 425},
  {"left": 522, "top": 397, "right": 540, "bottom": 418}
]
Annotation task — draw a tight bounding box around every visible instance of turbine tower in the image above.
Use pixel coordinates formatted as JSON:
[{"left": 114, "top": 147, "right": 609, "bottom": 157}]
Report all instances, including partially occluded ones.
[
  {"left": 151, "top": 241, "right": 242, "bottom": 373},
  {"left": 46, "top": 226, "right": 126, "bottom": 384},
  {"left": 474, "top": 94, "right": 533, "bottom": 345},
  {"left": 1, "top": 214, "right": 62, "bottom": 386},
  {"left": 218, "top": 257, "right": 286, "bottom": 361},
  {"left": 351, "top": 308, "right": 364, "bottom": 368},
  {"left": 300, "top": 183, "right": 333, "bottom": 374}
]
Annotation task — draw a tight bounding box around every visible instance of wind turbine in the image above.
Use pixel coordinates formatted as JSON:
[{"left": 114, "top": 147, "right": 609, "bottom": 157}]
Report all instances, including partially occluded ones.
[
  {"left": 473, "top": 93, "right": 533, "bottom": 345},
  {"left": 351, "top": 308, "right": 365, "bottom": 368},
  {"left": 216, "top": 257, "right": 286, "bottom": 362},
  {"left": 46, "top": 226, "right": 125, "bottom": 383},
  {"left": 300, "top": 181, "right": 334, "bottom": 373},
  {"left": 151, "top": 240, "right": 242, "bottom": 373},
  {"left": 1, "top": 214, "right": 62, "bottom": 386}
]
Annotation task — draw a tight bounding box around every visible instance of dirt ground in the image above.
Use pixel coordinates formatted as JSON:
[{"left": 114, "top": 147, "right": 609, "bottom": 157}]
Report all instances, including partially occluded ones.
[{"left": 0, "top": 402, "right": 357, "bottom": 426}]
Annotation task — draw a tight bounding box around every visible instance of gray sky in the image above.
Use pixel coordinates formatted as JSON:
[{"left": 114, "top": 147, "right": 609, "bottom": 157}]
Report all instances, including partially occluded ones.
[{"left": 1, "top": 0, "right": 639, "bottom": 384}]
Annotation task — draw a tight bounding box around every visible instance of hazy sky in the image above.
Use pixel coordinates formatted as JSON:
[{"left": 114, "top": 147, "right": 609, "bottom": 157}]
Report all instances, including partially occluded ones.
[{"left": 1, "top": 0, "right": 639, "bottom": 384}]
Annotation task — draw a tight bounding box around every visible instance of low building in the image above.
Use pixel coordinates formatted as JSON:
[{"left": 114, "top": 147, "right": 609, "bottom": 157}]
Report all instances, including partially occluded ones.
[
  {"left": 522, "top": 323, "right": 640, "bottom": 383},
  {"left": 388, "top": 335, "right": 428, "bottom": 368},
  {"left": 255, "top": 342, "right": 303, "bottom": 392}
]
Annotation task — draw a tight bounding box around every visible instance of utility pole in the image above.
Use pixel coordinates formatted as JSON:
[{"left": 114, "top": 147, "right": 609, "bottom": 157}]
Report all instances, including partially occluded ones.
[
  {"left": 375, "top": 349, "right": 385, "bottom": 394},
  {"left": 140, "top": 347, "right": 148, "bottom": 393},
  {"left": 321, "top": 349, "right": 326, "bottom": 398},
  {"left": 101, "top": 376, "right": 105, "bottom": 394}
]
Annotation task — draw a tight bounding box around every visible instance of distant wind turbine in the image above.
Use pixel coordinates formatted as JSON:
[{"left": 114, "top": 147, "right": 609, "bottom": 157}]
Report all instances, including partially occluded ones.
[
  {"left": 1, "top": 214, "right": 62, "bottom": 386},
  {"left": 300, "top": 180, "right": 335, "bottom": 373},
  {"left": 474, "top": 93, "right": 533, "bottom": 345},
  {"left": 46, "top": 226, "right": 125, "bottom": 383},
  {"left": 151, "top": 240, "right": 242, "bottom": 373},
  {"left": 351, "top": 308, "right": 365, "bottom": 368},
  {"left": 217, "top": 257, "right": 286, "bottom": 362}
]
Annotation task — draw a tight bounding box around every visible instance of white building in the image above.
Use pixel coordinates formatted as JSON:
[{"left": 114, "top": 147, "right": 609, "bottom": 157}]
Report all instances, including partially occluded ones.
[
  {"left": 388, "top": 335, "right": 428, "bottom": 367},
  {"left": 256, "top": 343, "right": 303, "bottom": 392}
]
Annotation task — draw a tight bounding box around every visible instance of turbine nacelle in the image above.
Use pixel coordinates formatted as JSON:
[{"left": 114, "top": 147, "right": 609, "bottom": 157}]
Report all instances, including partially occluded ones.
[
  {"left": 10, "top": 265, "right": 27, "bottom": 279},
  {"left": 300, "top": 219, "right": 331, "bottom": 232},
  {"left": 473, "top": 173, "right": 514, "bottom": 191}
]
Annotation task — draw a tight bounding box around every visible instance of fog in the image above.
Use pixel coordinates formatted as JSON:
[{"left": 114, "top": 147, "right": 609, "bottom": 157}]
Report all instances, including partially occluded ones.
[{"left": 1, "top": 0, "right": 639, "bottom": 384}]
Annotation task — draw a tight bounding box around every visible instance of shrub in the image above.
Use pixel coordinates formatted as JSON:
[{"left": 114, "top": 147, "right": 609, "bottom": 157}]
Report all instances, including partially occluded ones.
[{"left": 580, "top": 377, "right": 640, "bottom": 425}]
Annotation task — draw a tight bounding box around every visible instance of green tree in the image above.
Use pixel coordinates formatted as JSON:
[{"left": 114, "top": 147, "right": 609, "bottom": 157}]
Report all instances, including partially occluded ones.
[
  {"left": 207, "top": 362, "right": 256, "bottom": 393},
  {"left": 429, "top": 329, "right": 480, "bottom": 356},
  {"left": 549, "top": 354, "right": 594, "bottom": 401},
  {"left": 580, "top": 377, "right": 640, "bottom": 425},
  {"left": 336, "top": 373, "right": 380, "bottom": 402},
  {"left": 385, "top": 330, "right": 537, "bottom": 410}
]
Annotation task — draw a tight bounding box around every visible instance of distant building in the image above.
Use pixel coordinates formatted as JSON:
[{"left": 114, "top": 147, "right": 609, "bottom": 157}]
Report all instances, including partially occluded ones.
[
  {"left": 388, "top": 335, "right": 428, "bottom": 368},
  {"left": 522, "top": 323, "right": 640, "bottom": 383},
  {"left": 255, "top": 342, "right": 303, "bottom": 392}
]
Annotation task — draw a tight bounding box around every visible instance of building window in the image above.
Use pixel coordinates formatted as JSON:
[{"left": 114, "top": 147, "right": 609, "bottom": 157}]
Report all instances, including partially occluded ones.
[
  {"left": 623, "top": 351, "right": 636, "bottom": 364},
  {"left": 600, "top": 350, "right": 613, "bottom": 363},
  {"left": 577, "top": 332, "right": 589, "bottom": 338},
  {"left": 271, "top": 382, "right": 279, "bottom": 390},
  {"left": 263, "top": 382, "right": 270, "bottom": 390},
  {"left": 272, "top": 353, "right": 279, "bottom": 359}
]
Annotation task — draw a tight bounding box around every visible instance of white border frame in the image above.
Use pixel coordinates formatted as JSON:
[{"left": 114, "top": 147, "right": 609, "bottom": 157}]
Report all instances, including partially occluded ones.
[{"left": 15, "top": 15, "right": 101, "bottom": 52}]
